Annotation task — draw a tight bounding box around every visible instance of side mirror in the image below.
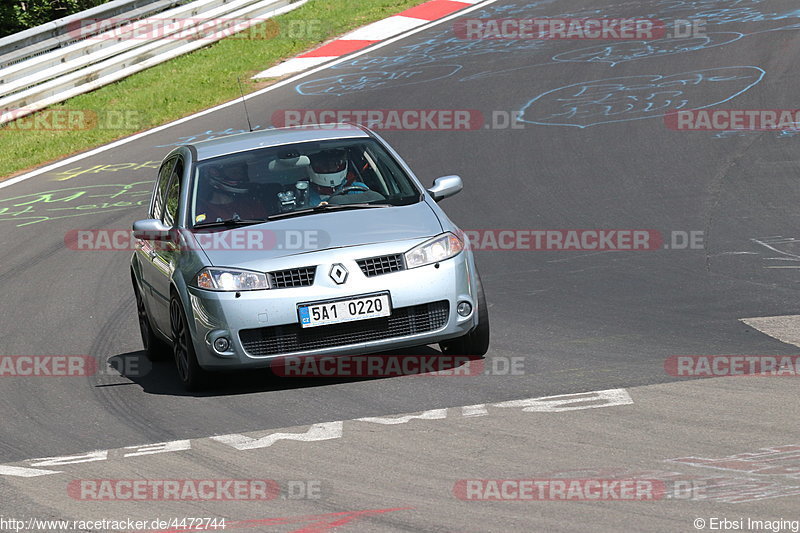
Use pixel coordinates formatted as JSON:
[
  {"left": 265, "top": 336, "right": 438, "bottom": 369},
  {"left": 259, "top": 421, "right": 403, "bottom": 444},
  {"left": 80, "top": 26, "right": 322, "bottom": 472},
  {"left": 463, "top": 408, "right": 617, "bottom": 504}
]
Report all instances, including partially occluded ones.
[
  {"left": 132, "top": 219, "right": 172, "bottom": 241},
  {"left": 427, "top": 175, "right": 463, "bottom": 202}
]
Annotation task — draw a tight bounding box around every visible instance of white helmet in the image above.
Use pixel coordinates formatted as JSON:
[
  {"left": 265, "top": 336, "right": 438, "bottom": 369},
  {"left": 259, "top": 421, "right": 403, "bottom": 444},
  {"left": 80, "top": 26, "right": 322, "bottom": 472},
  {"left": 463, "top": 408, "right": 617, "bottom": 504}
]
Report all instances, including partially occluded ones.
[{"left": 308, "top": 149, "right": 348, "bottom": 188}]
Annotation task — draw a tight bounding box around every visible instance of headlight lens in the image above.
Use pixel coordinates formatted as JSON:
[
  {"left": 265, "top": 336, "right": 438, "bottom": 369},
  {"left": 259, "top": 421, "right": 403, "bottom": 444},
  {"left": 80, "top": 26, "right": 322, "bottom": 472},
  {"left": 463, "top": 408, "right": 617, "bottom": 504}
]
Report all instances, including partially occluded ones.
[
  {"left": 405, "top": 232, "right": 464, "bottom": 268},
  {"left": 195, "top": 267, "right": 269, "bottom": 291}
]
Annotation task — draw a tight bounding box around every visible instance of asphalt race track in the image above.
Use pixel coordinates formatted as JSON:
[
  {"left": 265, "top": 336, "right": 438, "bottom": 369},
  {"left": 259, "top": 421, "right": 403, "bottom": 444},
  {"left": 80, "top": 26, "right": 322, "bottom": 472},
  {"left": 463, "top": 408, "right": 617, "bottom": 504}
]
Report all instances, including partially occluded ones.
[{"left": 2, "top": 0, "right": 800, "bottom": 531}]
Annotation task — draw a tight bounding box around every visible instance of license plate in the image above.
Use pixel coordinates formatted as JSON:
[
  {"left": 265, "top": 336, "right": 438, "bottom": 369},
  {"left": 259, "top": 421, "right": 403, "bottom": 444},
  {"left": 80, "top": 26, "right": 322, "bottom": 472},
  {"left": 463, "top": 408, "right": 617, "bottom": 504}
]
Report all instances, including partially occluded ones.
[{"left": 298, "top": 293, "right": 391, "bottom": 328}]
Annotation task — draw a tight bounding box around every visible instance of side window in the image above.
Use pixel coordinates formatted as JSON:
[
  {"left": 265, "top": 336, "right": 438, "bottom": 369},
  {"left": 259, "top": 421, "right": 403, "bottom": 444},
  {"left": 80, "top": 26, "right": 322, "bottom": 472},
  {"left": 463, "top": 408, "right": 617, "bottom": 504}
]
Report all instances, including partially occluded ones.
[
  {"left": 162, "top": 158, "right": 184, "bottom": 227},
  {"left": 151, "top": 158, "right": 176, "bottom": 219}
]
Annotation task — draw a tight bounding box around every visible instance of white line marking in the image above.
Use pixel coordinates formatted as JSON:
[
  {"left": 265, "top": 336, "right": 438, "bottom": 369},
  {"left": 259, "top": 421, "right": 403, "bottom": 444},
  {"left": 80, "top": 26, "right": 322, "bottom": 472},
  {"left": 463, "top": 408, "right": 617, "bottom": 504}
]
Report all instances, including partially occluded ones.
[
  {"left": 340, "top": 16, "right": 428, "bottom": 42},
  {"left": 0, "top": 465, "right": 62, "bottom": 477},
  {"left": 356, "top": 409, "right": 448, "bottom": 425},
  {"left": 0, "top": 387, "right": 631, "bottom": 477},
  {"left": 253, "top": 56, "right": 332, "bottom": 78},
  {"left": 123, "top": 439, "right": 192, "bottom": 458},
  {"left": 0, "top": 0, "right": 497, "bottom": 192},
  {"left": 493, "top": 388, "right": 633, "bottom": 413},
  {"left": 29, "top": 450, "right": 108, "bottom": 467},
  {"left": 210, "top": 422, "right": 344, "bottom": 450},
  {"left": 461, "top": 404, "right": 489, "bottom": 417},
  {"left": 740, "top": 315, "right": 800, "bottom": 348}
]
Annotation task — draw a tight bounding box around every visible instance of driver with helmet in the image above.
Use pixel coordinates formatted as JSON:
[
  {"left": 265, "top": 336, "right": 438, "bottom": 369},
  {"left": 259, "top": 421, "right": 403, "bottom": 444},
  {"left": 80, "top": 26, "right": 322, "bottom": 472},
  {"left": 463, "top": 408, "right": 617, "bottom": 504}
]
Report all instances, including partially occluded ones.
[
  {"left": 196, "top": 163, "right": 264, "bottom": 223},
  {"left": 306, "top": 148, "right": 370, "bottom": 207}
]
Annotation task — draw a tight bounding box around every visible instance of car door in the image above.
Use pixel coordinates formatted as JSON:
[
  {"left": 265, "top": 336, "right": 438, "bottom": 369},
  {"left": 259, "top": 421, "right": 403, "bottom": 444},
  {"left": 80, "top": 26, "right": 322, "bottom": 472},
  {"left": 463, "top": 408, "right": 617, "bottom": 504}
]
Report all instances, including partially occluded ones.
[
  {"left": 138, "top": 156, "right": 176, "bottom": 335},
  {"left": 148, "top": 156, "right": 185, "bottom": 334}
]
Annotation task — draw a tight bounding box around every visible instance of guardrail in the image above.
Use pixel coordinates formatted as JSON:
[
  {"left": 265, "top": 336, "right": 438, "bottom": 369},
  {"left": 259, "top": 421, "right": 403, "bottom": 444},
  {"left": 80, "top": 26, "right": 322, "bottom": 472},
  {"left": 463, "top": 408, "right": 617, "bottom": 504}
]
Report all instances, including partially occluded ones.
[
  {"left": 0, "top": 0, "right": 185, "bottom": 66},
  {"left": 0, "top": 0, "right": 306, "bottom": 126}
]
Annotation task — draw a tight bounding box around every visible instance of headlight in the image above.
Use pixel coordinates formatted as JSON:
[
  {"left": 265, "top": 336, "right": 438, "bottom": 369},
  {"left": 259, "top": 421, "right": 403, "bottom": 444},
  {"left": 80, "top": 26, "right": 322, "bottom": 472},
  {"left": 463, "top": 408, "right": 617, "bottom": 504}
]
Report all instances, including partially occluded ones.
[
  {"left": 195, "top": 267, "right": 269, "bottom": 291},
  {"left": 404, "top": 232, "right": 464, "bottom": 268}
]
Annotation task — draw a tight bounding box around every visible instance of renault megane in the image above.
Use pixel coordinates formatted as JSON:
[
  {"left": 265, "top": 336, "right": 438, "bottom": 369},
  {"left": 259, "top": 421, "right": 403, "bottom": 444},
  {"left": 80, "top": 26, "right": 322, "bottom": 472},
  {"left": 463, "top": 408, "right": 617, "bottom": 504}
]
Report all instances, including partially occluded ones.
[{"left": 131, "top": 124, "right": 489, "bottom": 390}]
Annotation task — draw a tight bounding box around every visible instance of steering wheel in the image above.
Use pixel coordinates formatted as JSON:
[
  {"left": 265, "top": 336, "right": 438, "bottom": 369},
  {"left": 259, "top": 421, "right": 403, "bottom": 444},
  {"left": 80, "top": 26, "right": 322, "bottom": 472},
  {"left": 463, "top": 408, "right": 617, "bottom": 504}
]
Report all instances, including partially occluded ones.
[{"left": 326, "top": 185, "right": 371, "bottom": 199}]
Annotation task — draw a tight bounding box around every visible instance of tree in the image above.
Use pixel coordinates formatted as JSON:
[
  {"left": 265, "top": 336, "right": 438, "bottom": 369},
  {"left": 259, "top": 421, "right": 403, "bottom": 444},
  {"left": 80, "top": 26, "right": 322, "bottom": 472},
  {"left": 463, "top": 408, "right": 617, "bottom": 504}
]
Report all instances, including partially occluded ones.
[{"left": 0, "top": 3, "right": 26, "bottom": 38}]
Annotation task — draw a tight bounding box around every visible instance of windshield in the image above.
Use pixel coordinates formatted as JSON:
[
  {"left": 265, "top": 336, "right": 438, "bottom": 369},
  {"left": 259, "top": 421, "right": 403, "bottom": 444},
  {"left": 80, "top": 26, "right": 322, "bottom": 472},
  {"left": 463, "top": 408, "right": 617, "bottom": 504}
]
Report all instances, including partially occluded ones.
[{"left": 190, "top": 138, "right": 421, "bottom": 226}]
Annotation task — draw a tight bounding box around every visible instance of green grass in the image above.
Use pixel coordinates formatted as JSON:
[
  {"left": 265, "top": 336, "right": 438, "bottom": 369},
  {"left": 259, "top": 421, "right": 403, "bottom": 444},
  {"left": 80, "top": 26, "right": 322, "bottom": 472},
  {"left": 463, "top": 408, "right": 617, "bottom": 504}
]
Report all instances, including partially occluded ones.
[{"left": 0, "top": 0, "right": 427, "bottom": 179}]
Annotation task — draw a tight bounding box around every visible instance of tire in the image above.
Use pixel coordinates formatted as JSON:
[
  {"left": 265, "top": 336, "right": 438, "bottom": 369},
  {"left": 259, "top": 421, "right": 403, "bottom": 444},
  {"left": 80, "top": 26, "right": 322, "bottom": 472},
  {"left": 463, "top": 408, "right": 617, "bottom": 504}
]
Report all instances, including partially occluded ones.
[
  {"left": 170, "top": 294, "right": 208, "bottom": 391},
  {"left": 440, "top": 274, "right": 490, "bottom": 357},
  {"left": 132, "top": 274, "right": 167, "bottom": 361}
]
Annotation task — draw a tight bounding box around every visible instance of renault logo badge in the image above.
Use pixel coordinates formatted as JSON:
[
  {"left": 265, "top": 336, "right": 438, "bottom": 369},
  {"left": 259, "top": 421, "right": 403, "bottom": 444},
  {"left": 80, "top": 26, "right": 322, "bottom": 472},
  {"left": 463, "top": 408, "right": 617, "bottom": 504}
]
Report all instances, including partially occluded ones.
[{"left": 329, "top": 264, "right": 348, "bottom": 284}]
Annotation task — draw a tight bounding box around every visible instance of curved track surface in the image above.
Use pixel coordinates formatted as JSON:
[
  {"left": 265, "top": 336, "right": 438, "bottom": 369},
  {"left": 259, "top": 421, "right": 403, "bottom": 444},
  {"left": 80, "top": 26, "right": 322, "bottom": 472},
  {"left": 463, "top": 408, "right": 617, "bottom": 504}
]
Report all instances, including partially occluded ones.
[{"left": 2, "top": 0, "right": 800, "bottom": 531}]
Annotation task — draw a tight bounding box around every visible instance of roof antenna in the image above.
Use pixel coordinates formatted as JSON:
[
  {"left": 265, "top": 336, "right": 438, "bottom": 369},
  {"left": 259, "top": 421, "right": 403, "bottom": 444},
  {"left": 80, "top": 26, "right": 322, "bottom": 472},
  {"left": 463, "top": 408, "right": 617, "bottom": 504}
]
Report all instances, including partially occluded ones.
[{"left": 237, "top": 77, "right": 254, "bottom": 132}]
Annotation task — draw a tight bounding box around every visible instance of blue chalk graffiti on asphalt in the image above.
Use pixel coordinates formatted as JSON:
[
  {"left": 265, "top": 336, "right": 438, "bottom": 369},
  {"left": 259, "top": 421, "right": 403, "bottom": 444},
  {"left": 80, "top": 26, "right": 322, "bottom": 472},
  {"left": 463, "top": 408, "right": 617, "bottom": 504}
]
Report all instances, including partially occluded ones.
[
  {"left": 495, "top": 0, "right": 800, "bottom": 26},
  {"left": 462, "top": 32, "right": 746, "bottom": 82},
  {"left": 292, "top": 0, "right": 795, "bottom": 96},
  {"left": 552, "top": 33, "right": 744, "bottom": 66},
  {"left": 330, "top": 37, "right": 546, "bottom": 71},
  {"left": 713, "top": 120, "right": 800, "bottom": 138},
  {"left": 155, "top": 126, "right": 266, "bottom": 148},
  {"left": 517, "top": 66, "right": 765, "bottom": 128},
  {"left": 295, "top": 65, "right": 462, "bottom": 96},
  {"left": 748, "top": 21, "right": 800, "bottom": 34}
]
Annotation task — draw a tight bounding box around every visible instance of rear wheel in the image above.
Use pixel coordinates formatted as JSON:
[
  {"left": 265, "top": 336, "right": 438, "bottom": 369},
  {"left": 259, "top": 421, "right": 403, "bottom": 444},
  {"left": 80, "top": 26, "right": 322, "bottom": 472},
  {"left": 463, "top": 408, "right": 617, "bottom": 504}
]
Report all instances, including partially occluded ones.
[
  {"left": 440, "top": 275, "right": 490, "bottom": 357},
  {"left": 170, "top": 295, "right": 208, "bottom": 391},
  {"left": 132, "top": 274, "right": 167, "bottom": 361}
]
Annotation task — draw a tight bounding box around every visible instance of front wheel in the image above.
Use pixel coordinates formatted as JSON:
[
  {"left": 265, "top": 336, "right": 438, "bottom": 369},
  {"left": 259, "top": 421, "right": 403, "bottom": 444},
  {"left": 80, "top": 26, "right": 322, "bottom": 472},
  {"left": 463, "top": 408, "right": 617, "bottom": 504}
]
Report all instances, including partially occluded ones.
[
  {"left": 170, "top": 295, "right": 208, "bottom": 391},
  {"left": 439, "top": 275, "right": 490, "bottom": 357}
]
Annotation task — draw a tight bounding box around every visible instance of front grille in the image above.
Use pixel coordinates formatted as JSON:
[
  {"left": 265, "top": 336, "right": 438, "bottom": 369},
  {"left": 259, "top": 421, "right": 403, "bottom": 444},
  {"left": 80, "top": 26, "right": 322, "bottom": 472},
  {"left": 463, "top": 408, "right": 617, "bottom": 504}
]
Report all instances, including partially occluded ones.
[
  {"left": 268, "top": 266, "right": 316, "bottom": 289},
  {"left": 357, "top": 254, "right": 405, "bottom": 277},
  {"left": 239, "top": 300, "right": 450, "bottom": 356}
]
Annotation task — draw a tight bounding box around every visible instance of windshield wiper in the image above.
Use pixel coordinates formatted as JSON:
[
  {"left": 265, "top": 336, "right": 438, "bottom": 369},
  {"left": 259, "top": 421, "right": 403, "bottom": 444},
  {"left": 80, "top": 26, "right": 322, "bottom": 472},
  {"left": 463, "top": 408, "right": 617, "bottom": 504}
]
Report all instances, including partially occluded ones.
[
  {"left": 194, "top": 217, "right": 267, "bottom": 229},
  {"left": 266, "top": 203, "right": 392, "bottom": 221}
]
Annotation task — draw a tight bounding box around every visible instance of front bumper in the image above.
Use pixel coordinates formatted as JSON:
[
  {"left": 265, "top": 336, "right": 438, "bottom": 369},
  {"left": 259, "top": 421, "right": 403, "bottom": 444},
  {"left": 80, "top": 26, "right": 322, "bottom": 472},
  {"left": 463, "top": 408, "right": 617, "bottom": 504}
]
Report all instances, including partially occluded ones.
[{"left": 183, "top": 242, "right": 479, "bottom": 370}]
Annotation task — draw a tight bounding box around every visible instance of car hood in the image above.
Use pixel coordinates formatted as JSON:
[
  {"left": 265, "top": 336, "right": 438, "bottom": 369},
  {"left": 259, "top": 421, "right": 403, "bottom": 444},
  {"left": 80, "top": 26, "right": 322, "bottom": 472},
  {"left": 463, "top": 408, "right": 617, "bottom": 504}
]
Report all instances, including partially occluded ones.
[{"left": 194, "top": 201, "right": 443, "bottom": 267}]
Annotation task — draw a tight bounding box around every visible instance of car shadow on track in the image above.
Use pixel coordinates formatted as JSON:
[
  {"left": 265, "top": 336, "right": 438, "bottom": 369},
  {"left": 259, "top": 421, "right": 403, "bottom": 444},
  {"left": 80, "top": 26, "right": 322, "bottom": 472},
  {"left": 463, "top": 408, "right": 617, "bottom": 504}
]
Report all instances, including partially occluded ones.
[{"left": 105, "top": 348, "right": 482, "bottom": 397}]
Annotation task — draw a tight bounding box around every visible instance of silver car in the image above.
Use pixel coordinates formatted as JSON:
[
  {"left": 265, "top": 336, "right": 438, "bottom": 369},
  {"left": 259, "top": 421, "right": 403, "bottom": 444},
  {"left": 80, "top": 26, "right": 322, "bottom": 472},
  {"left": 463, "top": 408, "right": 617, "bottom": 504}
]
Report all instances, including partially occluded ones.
[{"left": 131, "top": 124, "right": 489, "bottom": 390}]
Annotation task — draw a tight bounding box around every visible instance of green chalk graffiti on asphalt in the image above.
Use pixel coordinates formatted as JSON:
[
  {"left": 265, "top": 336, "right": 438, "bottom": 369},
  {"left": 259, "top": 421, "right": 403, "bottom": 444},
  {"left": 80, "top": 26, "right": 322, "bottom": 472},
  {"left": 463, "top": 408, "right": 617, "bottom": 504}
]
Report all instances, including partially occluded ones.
[{"left": 0, "top": 181, "right": 153, "bottom": 227}]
